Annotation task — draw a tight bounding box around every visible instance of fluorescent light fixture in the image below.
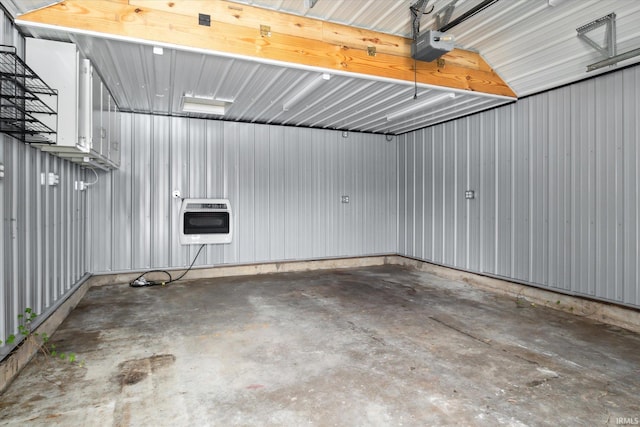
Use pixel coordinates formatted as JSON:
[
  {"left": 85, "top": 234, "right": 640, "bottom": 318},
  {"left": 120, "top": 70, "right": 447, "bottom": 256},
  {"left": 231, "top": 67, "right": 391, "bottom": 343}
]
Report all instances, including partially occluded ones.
[
  {"left": 385, "top": 92, "right": 455, "bottom": 121},
  {"left": 283, "top": 73, "right": 331, "bottom": 111},
  {"left": 181, "top": 94, "right": 232, "bottom": 116}
]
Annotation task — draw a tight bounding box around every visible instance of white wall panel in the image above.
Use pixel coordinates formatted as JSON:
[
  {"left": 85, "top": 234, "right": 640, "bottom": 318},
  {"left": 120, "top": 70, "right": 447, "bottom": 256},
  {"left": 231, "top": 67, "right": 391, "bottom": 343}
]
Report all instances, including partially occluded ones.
[
  {"left": 89, "top": 115, "right": 397, "bottom": 273},
  {"left": 399, "top": 64, "right": 640, "bottom": 309}
]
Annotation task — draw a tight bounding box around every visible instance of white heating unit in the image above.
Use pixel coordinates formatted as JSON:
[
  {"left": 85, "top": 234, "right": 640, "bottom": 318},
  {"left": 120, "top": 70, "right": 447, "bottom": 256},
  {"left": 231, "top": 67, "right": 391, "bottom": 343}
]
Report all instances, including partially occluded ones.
[{"left": 179, "top": 198, "right": 233, "bottom": 245}]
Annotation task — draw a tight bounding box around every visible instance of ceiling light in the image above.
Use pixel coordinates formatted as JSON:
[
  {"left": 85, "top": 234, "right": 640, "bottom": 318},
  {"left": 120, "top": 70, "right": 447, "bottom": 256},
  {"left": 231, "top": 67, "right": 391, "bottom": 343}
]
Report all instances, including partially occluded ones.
[
  {"left": 385, "top": 92, "right": 455, "bottom": 121},
  {"left": 283, "top": 73, "right": 331, "bottom": 111},
  {"left": 181, "top": 94, "right": 232, "bottom": 116}
]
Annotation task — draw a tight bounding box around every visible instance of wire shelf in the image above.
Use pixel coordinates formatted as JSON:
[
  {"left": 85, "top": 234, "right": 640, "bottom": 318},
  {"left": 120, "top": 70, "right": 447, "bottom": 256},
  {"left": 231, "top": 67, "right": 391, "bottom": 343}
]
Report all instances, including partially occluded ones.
[{"left": 0, "top": 45, "right": 57, "bottom": 144}]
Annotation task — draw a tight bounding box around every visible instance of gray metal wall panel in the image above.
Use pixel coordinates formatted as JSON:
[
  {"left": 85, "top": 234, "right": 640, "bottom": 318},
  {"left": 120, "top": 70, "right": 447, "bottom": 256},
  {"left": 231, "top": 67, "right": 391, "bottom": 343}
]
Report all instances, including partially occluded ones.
[
  {"left": 282, "top": 126, "right": 300, "bottom": 259},
  {"left": 443, "top": 122, "right": 456, "bottom": 267},
  {"left": 432, "top": 126, "right": 444, "bottom": 265},
  {"left": 397, "top": 135, "right": 407, "bottom": 256},
  {"left": 398, "top": 64, "right": 640, "bottom": 309},
  {"left": 413, "top": 133, "right": 425, "bottom": 260},
  {"left": 622, "top": 68, "right": 639, "bottom": 305},
  {"left": 253, "top": 124, "right": 271, "bottom": 261},
  {"left": 512, "top": 102, "right": 530, "bottom": 283},
  {"left": 111, "top": 113, "right": 133, "bottom": 271},
  {"left": 571, "top": 79, "right": 597, "bottom": 298},
  {"left": 404, "top": 134, "right": 415, "bottom": 257},
  {"left": 268, "top": 125, "right": 286, "bottom": 262},
  {"left": 89, "top": 114, "right": 397, "bottom": 273},
  {"left": 202, "top": 121, "right": 226, "bottom": 265},
  {"left": 595, "top": 73, "right": 625, "bottom": 302},
  {"left": 529, "top": 95, "right": 548, "bottom": 286},
  {"left": 0, "top": 13, "right": 88, "bottom": 356},
  {"left": 495, "top": 107, "right": 512, "bottom": 278},
  {"left": 455, "top": 119, "right": 468, "bottom": 268},
  {"left": 424, "top": 129, "right": 434, "bottom": 261},
  {"left": 130, "top": 114, "right": 152, "bottom": 269},
  {"left": 480, "top": 110, "right": 496, "bottom": 275},
  {"left": 150, "top": 116, "right": 171, "bottom": 268},
  {"left": 467, "top": 115, "right": 482, "bottom": 272},
  {"left": 547, "top": 87, "right": 571, "bottom": 291}
]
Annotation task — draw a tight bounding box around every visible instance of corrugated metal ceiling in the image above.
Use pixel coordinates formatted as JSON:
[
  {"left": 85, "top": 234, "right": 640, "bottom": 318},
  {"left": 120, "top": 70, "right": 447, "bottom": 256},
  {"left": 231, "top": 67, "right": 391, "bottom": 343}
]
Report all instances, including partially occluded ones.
[
  {"left": 20, "top": 30, "right": 511, "bottom": 135},
  {"left": 0, "top": 0, "right": 58, "bottom": 17},
  {"left": 9, "top": 0, "right": 640, "bottom": 134}
]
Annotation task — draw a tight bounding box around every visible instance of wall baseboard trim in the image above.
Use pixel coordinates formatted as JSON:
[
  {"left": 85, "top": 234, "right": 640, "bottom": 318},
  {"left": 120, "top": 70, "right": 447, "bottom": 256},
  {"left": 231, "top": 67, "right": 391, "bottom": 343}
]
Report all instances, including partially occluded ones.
[
  {"left": 88, "top": 255, "right": 396, "bottom": 287},
  {"left": 390, "top": 256, "right": 640, "bottom": 334}
]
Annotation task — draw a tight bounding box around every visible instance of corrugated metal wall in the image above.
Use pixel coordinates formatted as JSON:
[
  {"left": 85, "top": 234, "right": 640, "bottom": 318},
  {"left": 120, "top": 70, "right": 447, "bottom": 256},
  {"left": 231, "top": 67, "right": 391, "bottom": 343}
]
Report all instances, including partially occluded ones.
[
  {"left": 398, "top": 64, "right": 640, "bottom": 309},
  {"left": 1, "top": 10, "right": 89, "bottom": 356},
  {"left": 88, "top": 114, "right": 397, "bottom": 273}
]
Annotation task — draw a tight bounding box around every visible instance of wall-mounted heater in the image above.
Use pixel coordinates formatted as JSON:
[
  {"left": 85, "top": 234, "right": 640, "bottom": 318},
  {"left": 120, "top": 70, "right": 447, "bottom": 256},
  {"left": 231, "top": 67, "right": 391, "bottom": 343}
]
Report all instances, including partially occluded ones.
[{"left": 179, "top": 198, "right": 233, "bottom": 245}]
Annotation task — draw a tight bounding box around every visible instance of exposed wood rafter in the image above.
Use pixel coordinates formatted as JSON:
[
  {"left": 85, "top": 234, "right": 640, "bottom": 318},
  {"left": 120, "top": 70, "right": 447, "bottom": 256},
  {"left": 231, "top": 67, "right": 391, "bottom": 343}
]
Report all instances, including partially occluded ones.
[{"left": 17, "top": 0, "right": 516, "bottom": 98}]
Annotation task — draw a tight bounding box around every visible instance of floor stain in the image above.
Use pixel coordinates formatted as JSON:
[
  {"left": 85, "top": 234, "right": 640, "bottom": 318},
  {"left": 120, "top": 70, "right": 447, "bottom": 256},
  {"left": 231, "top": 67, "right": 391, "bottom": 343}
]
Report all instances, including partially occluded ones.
[{"left": 114, "top": 354, "right": 176, "bottom": 388}]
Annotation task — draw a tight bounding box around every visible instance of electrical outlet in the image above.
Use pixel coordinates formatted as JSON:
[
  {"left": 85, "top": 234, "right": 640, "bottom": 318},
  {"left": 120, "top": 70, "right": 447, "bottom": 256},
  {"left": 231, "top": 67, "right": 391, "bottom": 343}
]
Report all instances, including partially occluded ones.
[
  {"left": 0, "top": 163, "right": 4, "bottom": 179},
  {"left": 75, "top": 180, "right": 87, "bottom": 191},
  {"left": 41, "top": 172, "right": 59, "bottom": 186},
  {"left": 341, "top": 195, "right": 350, "bottom": 203}
]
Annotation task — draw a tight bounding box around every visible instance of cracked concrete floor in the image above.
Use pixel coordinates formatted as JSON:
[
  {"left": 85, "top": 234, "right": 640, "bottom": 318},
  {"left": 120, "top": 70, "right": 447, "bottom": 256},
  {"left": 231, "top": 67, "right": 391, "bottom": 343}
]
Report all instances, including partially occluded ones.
[{"left": 1, "top": 265, "right": 639, "bottom": 426}]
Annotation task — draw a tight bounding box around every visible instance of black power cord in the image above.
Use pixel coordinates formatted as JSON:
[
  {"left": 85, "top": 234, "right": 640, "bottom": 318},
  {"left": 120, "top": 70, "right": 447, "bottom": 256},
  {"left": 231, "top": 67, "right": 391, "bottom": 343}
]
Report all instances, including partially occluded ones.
[{"left": 129, "top": 244, "right": 206, "bottom": 287}]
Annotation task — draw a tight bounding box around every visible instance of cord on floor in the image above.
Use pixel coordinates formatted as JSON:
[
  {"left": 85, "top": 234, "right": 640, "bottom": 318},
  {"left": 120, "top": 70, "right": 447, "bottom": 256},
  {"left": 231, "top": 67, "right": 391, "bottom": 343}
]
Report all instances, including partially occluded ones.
[{"left": 130, "top": 244, "right": 206, "bottom": 287}]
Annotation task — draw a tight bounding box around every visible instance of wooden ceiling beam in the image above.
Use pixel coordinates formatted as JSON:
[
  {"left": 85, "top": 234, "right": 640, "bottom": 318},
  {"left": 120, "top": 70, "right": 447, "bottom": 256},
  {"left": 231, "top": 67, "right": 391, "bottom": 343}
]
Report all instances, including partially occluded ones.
[{"left": 18, "top": 0, "right": 516, "bottom": 98}]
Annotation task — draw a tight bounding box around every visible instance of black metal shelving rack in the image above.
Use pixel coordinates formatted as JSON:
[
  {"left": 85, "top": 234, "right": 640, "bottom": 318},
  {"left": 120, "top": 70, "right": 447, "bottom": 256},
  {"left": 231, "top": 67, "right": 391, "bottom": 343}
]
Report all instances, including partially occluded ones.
[{"left": 0, "top": 44, "right": 57, "bottom": 144}]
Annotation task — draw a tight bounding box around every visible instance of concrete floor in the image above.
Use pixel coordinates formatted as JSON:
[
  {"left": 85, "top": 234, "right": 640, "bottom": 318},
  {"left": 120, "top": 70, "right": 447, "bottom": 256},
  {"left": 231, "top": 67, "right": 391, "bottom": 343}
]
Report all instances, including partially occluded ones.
[{"left": 1, "top": 265, "right": 639, "bottom": 426}]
